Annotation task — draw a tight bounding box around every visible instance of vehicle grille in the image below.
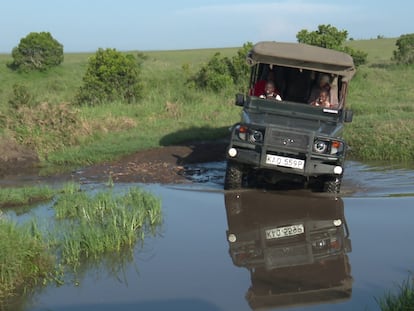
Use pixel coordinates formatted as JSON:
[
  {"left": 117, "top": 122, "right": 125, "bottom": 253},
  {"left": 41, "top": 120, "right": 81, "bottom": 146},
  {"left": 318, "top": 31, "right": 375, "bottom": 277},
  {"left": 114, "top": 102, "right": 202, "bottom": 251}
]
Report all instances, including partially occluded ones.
[
  {"left": 264, "top": 244, "right": 311, "bottom": 269},
  {"left": 266, "top": 129, "right": 310, "bottom": 150}
]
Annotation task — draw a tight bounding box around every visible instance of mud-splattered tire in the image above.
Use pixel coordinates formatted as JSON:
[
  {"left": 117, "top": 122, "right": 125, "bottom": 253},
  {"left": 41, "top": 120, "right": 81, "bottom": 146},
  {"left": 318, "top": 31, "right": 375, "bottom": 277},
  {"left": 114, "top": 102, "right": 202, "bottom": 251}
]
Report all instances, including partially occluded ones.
[
  {"left": 224, "top": 161, "right": 244, "bottom": 190},
  {"left": 323, "top": 176, "right": 342, "bottom": 193}
]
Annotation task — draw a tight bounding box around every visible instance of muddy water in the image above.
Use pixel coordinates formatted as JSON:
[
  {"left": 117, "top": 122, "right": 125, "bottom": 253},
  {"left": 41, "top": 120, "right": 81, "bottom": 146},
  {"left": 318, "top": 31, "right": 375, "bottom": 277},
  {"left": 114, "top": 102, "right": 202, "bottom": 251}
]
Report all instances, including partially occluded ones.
[{"left": 3, "top": 160, "right": 414, "bottom": 311}]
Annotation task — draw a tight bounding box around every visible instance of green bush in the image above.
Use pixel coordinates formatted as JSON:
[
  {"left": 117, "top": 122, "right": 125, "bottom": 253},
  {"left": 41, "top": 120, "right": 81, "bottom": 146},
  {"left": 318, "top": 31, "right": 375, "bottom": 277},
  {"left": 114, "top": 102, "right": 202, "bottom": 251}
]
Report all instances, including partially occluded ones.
[
  {"left": 189, "top": 52, "right": 234, "bottom": 91},
  {"left": 187, "top": 42, "right": 253, "bottom": 92},
  {"left": 75, "top": 48, "right": 143, "bottom": 105},
  {"left": 9, "top": 32, "right": 63, "bottom": 72},
  {"left": 393, "top": 33, "right": 414, "bottom": 64},
  {"left": 228, "top": 42, "right": 253, "bottom": 91}
]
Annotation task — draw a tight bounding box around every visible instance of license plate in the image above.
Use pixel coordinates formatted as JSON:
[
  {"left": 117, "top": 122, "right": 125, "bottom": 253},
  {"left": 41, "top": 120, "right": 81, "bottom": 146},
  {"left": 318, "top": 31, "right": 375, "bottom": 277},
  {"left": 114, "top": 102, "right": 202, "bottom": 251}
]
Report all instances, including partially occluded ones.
[
  {"left": 266, "top": 154, "right": 304, "bottom": 169},
  {"left": 265, "top": 224, "right": 304, "bottom": 240}
]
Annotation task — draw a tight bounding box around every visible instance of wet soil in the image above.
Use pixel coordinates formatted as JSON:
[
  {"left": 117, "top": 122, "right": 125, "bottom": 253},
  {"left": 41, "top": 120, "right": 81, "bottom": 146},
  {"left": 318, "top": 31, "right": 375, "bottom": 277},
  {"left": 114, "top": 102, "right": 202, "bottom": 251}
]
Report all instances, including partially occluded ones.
[{"left": 69, "top": 140, "right": 228, "bottom": 184}]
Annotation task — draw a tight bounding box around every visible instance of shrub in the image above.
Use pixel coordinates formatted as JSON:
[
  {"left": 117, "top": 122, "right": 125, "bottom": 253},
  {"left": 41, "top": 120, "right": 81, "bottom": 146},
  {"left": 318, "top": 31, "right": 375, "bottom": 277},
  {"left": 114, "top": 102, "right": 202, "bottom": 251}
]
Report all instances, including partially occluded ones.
[
  {"left": 188, "top": 42, "right": 253, "bottom": 92},
  {"left": 8, "top": 102, "right": 84, "bottom": 156},
  {"left": 9, "top": 32, "right": 63, "bottom": 72},
  {"left": 189, "top": 52, "right": 234, "bottom": 92},
  {"left": 228, "top": 42, "right": 253, "bottom": 90},
  {"left": 8, "top": 84, "right": 35, "bottom": 109},
  {"left": 75, "top": 48, "right": 143, "bottom": 105},
  {"left": 393, "top": 33, "right": 414, "bottom": 64}
]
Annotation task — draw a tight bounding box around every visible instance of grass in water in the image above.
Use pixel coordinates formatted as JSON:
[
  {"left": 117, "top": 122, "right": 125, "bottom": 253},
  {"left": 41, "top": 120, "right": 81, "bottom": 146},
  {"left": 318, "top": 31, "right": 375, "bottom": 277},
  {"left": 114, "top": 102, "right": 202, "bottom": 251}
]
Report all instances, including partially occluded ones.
[
  {"left": 0, "top": 185, "right": 54, "bottom": 208},
  {"left": 377, "top": 276, "right": 414, "bottom": 311},
  {"left": 0, "top": 183, "right": 162, "bottom": 303},
  {"left": 0, "top": 219, "right": 55, "bottom": 301},
  {"left": 53, "top": 185, "right": 162, "bottom": 270}
]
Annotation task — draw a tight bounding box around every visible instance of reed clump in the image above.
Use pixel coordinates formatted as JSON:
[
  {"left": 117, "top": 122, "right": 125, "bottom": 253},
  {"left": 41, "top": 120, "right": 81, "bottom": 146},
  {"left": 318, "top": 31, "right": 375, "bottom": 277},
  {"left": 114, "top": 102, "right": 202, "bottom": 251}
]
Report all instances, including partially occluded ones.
[
  {"left": 0, "top": 220, "right": 54, "bottom": 301},
  {"left": 53, "top": 185, "right": 162, "bottom": 270},
  {"left": 0, "top": 183, "right": 162, "bottom": 302}
]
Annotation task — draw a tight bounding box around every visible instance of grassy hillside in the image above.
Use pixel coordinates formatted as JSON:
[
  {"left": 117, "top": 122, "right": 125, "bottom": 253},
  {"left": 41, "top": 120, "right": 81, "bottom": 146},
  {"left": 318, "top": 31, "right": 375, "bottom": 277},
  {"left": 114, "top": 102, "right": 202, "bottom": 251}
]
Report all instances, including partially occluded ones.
[
  {"left": 0, "top": 38, "right": 413, "bottom": 167},
  {"left": 346, "top": 38, "right": 397, "bottom": 64}
]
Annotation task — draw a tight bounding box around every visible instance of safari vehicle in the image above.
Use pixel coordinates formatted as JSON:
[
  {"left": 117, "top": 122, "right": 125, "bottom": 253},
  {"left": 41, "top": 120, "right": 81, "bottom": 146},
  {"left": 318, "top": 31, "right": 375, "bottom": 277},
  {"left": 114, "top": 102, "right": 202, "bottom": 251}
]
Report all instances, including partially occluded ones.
[
  {"left": 224, "top": 190, "right": 353, "bottom": 309},
  {"left": 224, "top": 42, "right": 356, "bottom": 192}
]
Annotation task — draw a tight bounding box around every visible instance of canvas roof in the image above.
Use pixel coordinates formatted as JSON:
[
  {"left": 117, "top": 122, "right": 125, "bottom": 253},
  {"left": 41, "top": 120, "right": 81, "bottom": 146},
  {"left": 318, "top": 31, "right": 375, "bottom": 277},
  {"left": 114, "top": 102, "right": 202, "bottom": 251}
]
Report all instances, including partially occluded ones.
[{"left": 249, "top": 41, "right": 356, "bottom": 80}]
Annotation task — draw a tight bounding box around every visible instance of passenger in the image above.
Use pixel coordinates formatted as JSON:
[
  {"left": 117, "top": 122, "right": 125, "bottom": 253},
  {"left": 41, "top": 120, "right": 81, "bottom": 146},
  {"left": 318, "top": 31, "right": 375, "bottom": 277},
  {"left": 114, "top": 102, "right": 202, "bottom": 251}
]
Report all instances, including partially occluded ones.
[
  {"left": 260, "top": 81, "right": 282, "bottom": 101},
  {"left": 311, "top": 89, "right": 331, "bottom": 108},
  {"left": 308, "top": 74, "right": 331, "bottom": 104},
  {"left": 253, "top": 70, "right": 281, "bottom": 97}
]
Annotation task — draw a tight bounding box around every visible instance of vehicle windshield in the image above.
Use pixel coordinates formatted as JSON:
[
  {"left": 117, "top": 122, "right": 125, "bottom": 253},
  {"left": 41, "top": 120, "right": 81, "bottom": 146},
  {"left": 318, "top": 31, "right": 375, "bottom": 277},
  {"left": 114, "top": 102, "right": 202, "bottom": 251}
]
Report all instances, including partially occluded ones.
[{"left": 249, "top": 63, "right": 348, "bottom": 110}]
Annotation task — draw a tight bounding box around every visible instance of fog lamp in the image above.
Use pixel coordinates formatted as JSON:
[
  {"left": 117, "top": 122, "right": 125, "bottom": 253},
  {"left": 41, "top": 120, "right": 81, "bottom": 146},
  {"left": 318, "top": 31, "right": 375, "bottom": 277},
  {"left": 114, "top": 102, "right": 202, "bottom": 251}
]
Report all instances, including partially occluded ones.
[
  {"left": 228, "top": 148, "right": 237, "bottom": 158},
  {"left": 228, "top": 234, "right": 237, "bottom": 243},
  {"left": 334, "top": 166, "right": 343, "bottom": 175}
]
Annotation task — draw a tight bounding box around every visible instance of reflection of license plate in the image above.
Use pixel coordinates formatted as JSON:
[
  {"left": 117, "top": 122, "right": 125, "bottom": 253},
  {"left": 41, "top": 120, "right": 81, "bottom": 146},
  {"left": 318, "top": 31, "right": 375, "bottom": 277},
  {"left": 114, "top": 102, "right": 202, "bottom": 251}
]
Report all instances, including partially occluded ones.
[
  {"left": 265, "top": 224, "right": 304, "bottom": 240},
  {"left": 266, "top": 154, "right": 304, "bottom": 169}
]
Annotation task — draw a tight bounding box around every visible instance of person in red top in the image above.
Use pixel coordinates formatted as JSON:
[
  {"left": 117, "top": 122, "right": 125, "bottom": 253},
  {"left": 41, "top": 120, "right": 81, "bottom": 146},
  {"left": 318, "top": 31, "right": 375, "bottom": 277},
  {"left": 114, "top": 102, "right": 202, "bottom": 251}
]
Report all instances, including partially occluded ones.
[{"left": 253, "top": 70, "right": 281, "bottom": 98}]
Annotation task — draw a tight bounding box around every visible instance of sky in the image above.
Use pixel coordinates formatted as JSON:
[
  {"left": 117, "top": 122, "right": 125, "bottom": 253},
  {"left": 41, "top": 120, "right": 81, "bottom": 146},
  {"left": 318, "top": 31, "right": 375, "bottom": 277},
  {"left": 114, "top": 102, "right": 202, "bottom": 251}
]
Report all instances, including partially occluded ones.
[{"left": 1, "top": 0, "right": 412, "bottom": 53}]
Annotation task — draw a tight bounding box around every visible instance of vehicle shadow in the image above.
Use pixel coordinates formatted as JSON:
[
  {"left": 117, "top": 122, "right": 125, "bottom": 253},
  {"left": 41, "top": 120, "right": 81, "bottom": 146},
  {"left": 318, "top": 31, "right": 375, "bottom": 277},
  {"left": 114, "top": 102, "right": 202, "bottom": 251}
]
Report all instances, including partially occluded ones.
[{"left": 159, "top": 126, "right": 229, "bottom": 165}]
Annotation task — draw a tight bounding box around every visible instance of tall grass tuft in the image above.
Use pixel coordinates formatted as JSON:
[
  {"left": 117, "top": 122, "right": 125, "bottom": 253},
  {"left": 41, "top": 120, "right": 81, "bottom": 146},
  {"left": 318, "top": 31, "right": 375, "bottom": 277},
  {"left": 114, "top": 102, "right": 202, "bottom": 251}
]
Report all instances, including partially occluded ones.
[
  {"left": 53, "top": 186, "right": 162, "bottom": 270},
  {"left": 377, "top": 276, "right": 414, "bottom": 310},
  {"left": 0, "top": 183, "right": 162, "bottom": 302},
  {"left": 0, "top": 219, "right": 54, "bottom": 301}
]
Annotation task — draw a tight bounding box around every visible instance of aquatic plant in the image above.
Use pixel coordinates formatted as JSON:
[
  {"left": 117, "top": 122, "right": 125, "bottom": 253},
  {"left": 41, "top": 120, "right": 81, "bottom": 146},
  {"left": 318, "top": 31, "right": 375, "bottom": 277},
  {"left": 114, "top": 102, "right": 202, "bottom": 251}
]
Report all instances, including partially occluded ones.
[
  {"left": 377, "top": 276, "right": 414, "bottom": 310},
  {"left": 0, "top": 183, "right": 162, "bottom": 302},
  {"left": 53, "top": 186, "right": 162, "bottom": 270},
  {"left": 0, "top": 219, "right": 55, "bottom": 300},
  {"left": 0, "top": 185, "right": 54, "bottom": 208}
]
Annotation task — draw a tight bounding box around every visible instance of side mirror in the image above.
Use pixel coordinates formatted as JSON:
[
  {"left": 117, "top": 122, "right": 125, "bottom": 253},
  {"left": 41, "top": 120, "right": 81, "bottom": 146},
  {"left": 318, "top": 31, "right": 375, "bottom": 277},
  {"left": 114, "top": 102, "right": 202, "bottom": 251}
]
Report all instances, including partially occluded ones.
[
  {"left": 235, "top": 93, "right": 245, "bottom": 106},
  {"left": 344, "top": 110, "right": 353, "bottom": 123}
]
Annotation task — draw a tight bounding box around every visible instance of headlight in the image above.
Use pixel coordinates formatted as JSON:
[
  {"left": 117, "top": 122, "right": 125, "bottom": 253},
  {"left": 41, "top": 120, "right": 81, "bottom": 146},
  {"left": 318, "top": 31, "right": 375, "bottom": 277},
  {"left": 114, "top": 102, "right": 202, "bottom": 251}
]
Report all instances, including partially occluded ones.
[
  {"left": 235, "top": 125, "right": 264, "bottom": 143},
  {"left": 249, "top": 130, "right": 263, "bottom": 143},
  {"left": 313, "top": 139, "right": 344, "bottom": 155},
  {"left": 314, "top": 140, "right": 328, "bottom": 153}
]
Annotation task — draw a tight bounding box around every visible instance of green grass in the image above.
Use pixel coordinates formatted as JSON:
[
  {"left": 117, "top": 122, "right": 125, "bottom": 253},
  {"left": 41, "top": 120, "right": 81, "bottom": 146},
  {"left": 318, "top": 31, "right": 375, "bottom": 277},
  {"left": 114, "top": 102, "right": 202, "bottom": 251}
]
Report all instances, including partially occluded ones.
[
  {"left": 0, "top": 185, "right": 55, "bottom": 208},
  {"left": 377, "top": 276, "right": 414, "bottom": 310},
  {"left": 0, "top": 183, "right": 162, "bottom": 302},
  {"left": 0, "top": 219, "right": 54, "bottom": 301},
  {"left": 52, "top": 185, "right": 162, "bottom": 270},
  {"left": 1, "top": 38, "right": 413, "bottom": 165}
]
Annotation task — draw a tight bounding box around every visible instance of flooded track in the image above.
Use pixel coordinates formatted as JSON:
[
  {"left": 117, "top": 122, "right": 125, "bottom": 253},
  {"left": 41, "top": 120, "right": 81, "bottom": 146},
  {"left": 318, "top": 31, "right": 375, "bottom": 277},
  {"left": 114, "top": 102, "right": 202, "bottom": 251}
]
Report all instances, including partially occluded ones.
[{"left": 2, "top": 160, "right": 414, "bottom": 311}]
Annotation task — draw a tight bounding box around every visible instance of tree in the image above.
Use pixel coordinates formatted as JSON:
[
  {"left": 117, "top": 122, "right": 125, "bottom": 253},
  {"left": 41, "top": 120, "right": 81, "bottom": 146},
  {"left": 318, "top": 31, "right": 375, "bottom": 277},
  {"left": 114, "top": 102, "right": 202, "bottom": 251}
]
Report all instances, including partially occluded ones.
[
  {"left": 296, "top": 24, "right": 348, "bottom": 49},
  {"left": 10, "top": 32, "right": 63, "bottom": 71},
  {"left": 296, "top": 24, "right": 367, "bottom": 67},
  {"left": 75, "top": 48, "right": 143, "bottom": 105},
  {"left": 393, "top": 33, "right": 414, "bottom": 64}
]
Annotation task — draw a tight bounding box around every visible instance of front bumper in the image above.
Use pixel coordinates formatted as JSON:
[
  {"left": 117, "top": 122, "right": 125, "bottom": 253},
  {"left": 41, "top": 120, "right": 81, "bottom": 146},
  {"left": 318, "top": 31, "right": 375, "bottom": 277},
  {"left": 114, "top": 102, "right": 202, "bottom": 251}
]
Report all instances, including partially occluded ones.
[{"left": 226, "top": 141, "right": 344, "bottom": 177}]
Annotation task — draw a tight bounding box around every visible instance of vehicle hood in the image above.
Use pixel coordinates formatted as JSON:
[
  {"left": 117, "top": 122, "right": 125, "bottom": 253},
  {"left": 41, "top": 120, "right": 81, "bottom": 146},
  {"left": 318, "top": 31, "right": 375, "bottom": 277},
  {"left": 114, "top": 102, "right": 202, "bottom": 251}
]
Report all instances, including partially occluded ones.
[{"left": 242, "top": 107, "right": 342, "bottom": 136}]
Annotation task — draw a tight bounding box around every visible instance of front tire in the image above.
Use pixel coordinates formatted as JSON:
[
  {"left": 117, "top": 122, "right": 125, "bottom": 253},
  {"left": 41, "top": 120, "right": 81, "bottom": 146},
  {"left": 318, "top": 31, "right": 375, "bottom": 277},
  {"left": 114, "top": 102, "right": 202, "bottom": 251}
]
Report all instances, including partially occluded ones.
[
  {"left": 224, "top": 161, "right": 244, "bottom": 190},
  {"left": 323, "top": 176, "right": 342, "bottom": 193}
]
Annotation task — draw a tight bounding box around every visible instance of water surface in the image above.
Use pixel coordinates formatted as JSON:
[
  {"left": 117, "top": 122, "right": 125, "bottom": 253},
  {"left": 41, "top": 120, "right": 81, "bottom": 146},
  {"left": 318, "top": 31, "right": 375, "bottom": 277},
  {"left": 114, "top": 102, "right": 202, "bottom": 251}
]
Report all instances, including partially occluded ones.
[{"left": 3, "top": 161, "right": 414, "bottom": 311}]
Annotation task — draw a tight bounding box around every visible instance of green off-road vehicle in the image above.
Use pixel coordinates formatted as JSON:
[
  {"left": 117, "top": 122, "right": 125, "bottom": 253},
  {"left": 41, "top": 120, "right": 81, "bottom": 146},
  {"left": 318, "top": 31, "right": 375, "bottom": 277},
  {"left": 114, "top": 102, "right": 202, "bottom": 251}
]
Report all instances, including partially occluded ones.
[{"left": 224, "top": 42, "right": 356, "bottom": 193}]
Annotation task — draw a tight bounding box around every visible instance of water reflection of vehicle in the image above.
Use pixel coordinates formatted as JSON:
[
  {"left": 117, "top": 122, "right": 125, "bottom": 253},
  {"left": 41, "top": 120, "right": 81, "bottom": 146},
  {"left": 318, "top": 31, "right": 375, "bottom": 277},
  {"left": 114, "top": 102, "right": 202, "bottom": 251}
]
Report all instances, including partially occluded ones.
[{"left": 224, "top": 190, "right": 353, "bottom": 310}]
